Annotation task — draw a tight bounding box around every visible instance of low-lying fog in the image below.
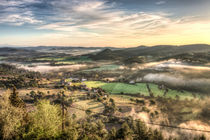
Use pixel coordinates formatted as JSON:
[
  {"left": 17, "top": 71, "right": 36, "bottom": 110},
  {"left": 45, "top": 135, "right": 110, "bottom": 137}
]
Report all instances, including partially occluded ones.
[
  {"left": 142, "top": 73, "right": 210, "bottom": 93},
  {"left": 19, "top": 64, "right": 87, "bottom": 73},
  {"left": 1, "top": 59, "right": 210, "bottom": 93},
  {"left": 142, "top": 59, "right": 210, "bottom": 71},
  {"left": 38, "top": 48, "right": 102, "bottom": 56},
  {"left": 0, "top": 61, "right": 86, "bottom": 73},
  {"left": 139, "top": 60, "right": 210, "bottom": 93}
]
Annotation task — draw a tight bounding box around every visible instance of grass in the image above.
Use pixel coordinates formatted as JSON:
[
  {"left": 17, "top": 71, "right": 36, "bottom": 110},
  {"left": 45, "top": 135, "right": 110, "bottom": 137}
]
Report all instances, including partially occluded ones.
[
  {"left": 36, "top": 56, "right": 92, "bottom": 64},
  {"left": 0, "top": 57, "right": 5, "bottom": 60},
  {"left": 83, "top": 64, "right": 120, "bottom": 72},
  {"left": 85, "top": 81, "right": 150, "bottom": 95},
  {"left": 54, "top": 61, "right": 76, "bottom": 65},
  {"left": 84, "top": 81, "right": 198, "bottom": 100},
  {"left": 148, "top": 84, "right": 196, "bottom": 100},
  {"left": 71, "top": 99, "right": 104, "bottom": 118},
  {"left": 84, "top": 81, "right": 106, "bottom": 88}
]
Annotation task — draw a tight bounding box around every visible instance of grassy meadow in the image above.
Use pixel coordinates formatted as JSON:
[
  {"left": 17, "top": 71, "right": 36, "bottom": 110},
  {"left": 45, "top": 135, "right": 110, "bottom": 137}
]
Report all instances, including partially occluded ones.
[{"left": 84, "top": 81, "right": 199, "bottom": 100}]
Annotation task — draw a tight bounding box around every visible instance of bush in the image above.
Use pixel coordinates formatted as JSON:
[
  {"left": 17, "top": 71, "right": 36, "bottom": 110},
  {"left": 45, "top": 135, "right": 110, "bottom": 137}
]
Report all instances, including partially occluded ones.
[
  {"left": 0, "top": 93, "right": 26, "bottom": 139},
  {"left": 136, "top": 99, "right": 145, "bottom": 105},
  {"left": 142, "top": 107, "right": 150, "bottom": 112},
  {"left": 24, "top": 100, "right": 62, "bottom": 139},
  {"left": 149, "top": 99, "right": 156, "bottom": 106},
  {"left": 116, "top": 122, "right": 133, "bottom": 139},
  {"left": 9, "top": 87, "right": 25, "bottom": 108}
]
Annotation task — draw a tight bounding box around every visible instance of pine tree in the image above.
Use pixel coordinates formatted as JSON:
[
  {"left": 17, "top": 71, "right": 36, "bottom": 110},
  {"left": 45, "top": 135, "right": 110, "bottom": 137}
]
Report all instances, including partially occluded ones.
[
  {"left": 136, "top": 120, "right": 149, "bottom": 140},
  {"left": 117, "top": 122, "right": 133, "bottom": 140},
  {"left": 9, "top": 86, "right": 25, "bottom": 108},
  {"left": 151, "top": 129, "right": 164, "bottom": 140},
  {"left": 109, "top": 127, "right": 117, "bottom": 140}
]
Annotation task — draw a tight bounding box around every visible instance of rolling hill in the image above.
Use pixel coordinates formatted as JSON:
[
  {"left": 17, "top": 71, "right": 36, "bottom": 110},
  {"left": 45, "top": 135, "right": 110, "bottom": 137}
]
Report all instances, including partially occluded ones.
[{"left": 88, "top": 44, "right": 210, "bottom": 62}]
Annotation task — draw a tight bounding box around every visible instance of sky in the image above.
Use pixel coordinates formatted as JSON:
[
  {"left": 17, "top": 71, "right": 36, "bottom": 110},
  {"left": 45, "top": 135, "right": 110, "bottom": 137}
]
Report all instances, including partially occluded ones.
[{"left": 0, "top": 0, "right": 210, "bottom": 47}]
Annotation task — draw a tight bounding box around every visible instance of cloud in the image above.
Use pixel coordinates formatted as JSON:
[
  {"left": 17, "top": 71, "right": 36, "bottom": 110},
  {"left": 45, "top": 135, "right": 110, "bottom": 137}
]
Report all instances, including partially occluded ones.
[
  {"left": 0, "top": 0, "right": 173, "bottom": 30},
  {"left": 0, "top": 12, "right": 42, "bottom": 26},
  {"left": 0, "top": 0, "right": 210, "bottom": 47},
  {"left": 37, "top": 0, "right": 174, "bottom": 38},
  {"left": 0, "top": 0, "right": 42, "bottom": 25},
  {"left": 156, "top": 1, "right": 166, "bottom": 5}
]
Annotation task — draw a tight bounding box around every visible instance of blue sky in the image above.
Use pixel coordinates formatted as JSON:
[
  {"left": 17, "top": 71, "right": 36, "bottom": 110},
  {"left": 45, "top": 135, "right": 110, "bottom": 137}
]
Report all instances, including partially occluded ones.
[{"left": 0, "top": 0, "right": 210, "bottom": 47}]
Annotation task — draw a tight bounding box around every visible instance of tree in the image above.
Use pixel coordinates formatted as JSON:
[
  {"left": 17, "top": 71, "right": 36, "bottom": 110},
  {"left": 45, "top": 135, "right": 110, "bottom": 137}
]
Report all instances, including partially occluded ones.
[
  {"left": 29, "top": 90, "right": 44, "bottom": 102},
  {"left": 108, "top": 127, "right": 117, "bottom": 140},
  {"left": 85, "top": 109, "right": 92, "bottom": 116},
  {"left": 0, "top": 93, "right": 26, "bottom": 139},
  {"left": 103, "top": 104, "right": 116, "bottom": 116},
  {"left": 53, "top": 90, "right": 73, "bottom": 132},
  {"left": 151, "top": 129, "right": 164, "bottom": 140},
  {"left": 116, "top": 122, "right": 133, "bottom": 140},
  {"left": 24, "top": 100, "right": 62, "bottom": 139},
  {"left": 9, "top": 87, "right": 25, "bottom": 108},
  {"left": 136, "top": 120, "right": 149, "bottom": 140},
  {"left": 96, "top": 120, "right": 108, "bottom": 138},
  {"left": 146, "top": 83, "right": 154, "bottom": 97},
  {"left": 109, "top": 98, "right": 115, "bottom": 106}
]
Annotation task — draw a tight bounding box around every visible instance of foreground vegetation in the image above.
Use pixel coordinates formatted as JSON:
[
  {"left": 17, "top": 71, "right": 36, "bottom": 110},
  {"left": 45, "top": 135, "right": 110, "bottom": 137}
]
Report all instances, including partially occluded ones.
[
  {"left": 1, "top": 83, "right": 210, "bottom": 139},
  {"left": 0, "top": 88, "right": 168, "bottom": 140}
]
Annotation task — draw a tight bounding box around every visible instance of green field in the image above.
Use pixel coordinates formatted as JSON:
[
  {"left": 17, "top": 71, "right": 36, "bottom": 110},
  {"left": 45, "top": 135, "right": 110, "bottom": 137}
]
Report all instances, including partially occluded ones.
[
  {"left": 36, "top": 56, "right": 92, "bottom": 63},
  {"left": 84, "top": 81, "right": 198, "bottom": 100},
  {"left": 0, "top": 57, "right": 5, "bottom": 60},
  {"left": 83, "top": 64, "right": 120, "bottom": 72},
  {"left": 54, "top": 61, "right": 76, "bottom": 65}
]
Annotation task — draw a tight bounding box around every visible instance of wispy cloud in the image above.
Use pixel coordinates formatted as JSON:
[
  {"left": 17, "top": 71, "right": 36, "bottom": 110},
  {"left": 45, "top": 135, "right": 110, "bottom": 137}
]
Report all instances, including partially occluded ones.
[
  {"left": 156, "top": 1, "right": 166, "bottom": 5},
  {"left": 0, "top": 12, "right": 42, "bottom": 26},
  {"left": 37, "top": 0, "right": 174, "bottom": 39},
  {"left": 0, "top": 0, "right": 42, "bottom": 25},
  {"left": 0, "top": 0, "right": 210, "bottom": 47}
]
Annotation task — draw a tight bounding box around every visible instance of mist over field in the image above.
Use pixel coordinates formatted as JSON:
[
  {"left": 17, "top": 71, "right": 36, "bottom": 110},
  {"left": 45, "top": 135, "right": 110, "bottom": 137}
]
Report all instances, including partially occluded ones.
[{"left": 143, "top": 73, "right": 210, "bottom": 92}]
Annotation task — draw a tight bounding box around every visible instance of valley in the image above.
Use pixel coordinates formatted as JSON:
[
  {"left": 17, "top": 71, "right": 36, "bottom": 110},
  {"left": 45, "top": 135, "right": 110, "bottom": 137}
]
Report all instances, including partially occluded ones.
[{"left": 0, "top": 44, "right": 210, "bottom": 139}]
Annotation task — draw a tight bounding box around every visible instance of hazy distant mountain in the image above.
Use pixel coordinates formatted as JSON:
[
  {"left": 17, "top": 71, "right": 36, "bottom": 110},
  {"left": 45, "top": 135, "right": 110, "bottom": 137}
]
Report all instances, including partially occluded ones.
[
  {"left": 89, "top": 44, "right": 210, "bottom": 60},
  {"left": 1, "top": 44, "right": 210, "bottom": 62},
  {"left": 21, "top": 46, "right": 119, "bottom": 51},
  {"left": 0, "top": 47, "right": 31, "bottom": 53}
]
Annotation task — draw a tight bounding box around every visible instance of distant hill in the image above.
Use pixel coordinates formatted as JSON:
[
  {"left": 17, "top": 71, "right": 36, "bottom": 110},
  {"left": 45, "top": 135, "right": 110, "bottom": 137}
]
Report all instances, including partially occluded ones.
[
  {"left": 0, "top": 47, "right": 33, "bottom": 54},
  {"left": 0, "top": 47, "right": 27, "bottom": 52},
  {"left": 0, "top": 47, "right": 42, "bottom": 58},
  {"left": 89, "top": 44, "right": 210, "bottom": 61},
  {"left": 22, "top": 46, "right": 119, "bottom": 51}
]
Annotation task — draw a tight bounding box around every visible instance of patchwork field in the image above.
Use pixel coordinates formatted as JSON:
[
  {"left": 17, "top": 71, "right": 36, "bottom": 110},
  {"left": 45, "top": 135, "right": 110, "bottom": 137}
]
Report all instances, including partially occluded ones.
[{"left": 84, "top": 81, "right": 199, "bottom": 100}]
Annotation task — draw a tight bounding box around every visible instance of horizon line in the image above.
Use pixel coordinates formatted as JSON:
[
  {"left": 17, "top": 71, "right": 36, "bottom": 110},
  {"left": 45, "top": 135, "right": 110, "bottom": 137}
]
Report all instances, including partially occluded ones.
[{"left": 0, "top": 43, "right": 210, "bottom": 49}]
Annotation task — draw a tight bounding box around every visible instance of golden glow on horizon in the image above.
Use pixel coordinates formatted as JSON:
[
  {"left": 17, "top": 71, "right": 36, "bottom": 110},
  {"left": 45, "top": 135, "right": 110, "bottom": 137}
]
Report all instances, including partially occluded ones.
[{"left": 2, "top": 20, "right": 210, "bottom": 47}]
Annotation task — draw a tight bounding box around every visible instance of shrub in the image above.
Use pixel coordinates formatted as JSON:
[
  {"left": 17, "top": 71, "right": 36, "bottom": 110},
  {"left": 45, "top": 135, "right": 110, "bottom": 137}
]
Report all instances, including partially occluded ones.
[
  {"left": 136, "top": 99, "right": 145, "bottom": 105},
  {"left": 85, "top": 109, "right": 92, "bottom": 116},
  {"left": 116, "top": 122, "right": 133, "bottom": 139},
  {"left": 130, "top": 98, "right": 134, "bottom": 102},
  {"left": 149, "top": 99, "right": 156, "bottom": 106},
  {"left": 9, "top": 87, "right": 25, "bottom": 108},
  {"left": 142, "top": 107, "right": 150, "bottom": 112},
  {"left": 0, "top": 93, "right": 26, "bottom": 139},
  {"left": 24, "top": 100, "right": 62, "bottom": 139}
]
